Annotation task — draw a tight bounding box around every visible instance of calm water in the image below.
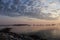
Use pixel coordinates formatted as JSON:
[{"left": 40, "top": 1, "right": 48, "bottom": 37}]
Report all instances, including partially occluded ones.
[{"left": 0, "top": 26, "right": 60, "bottom": 38}]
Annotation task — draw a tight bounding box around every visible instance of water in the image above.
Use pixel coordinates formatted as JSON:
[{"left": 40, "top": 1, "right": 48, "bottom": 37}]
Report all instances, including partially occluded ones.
[{"left": 0, "top": 26, "right": 60, "bottom": 38}]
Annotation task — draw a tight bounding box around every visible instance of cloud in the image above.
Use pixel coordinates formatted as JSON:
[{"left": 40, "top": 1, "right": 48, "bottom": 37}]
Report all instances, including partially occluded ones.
[
  {"left": 40, "top": 0, "right": 60, "bottom": 19},
  {"left": 0, "top": 0, "right": 60, "bottom": 20}
]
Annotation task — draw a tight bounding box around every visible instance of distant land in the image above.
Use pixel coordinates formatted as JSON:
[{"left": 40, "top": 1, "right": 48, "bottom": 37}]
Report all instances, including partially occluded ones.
[
  {"left": 0, "top": 24, "right": 31, "bottom": 26},
  {"left": 0, "top": 23, "right": 58, "bottom": 27}
]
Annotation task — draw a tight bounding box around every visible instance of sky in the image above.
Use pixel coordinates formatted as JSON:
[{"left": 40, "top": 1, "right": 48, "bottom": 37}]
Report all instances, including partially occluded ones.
[{"left": 0, "top": 0, "right": 60, "bottom": 24}]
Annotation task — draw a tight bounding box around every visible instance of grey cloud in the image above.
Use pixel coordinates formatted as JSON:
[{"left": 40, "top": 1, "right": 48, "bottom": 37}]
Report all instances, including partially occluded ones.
[{"left": 0, "top": 0, "right": 59, "bottom": 20}]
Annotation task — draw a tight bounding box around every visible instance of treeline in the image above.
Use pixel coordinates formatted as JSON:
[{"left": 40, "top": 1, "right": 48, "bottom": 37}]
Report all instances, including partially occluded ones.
[
  {"left": 33, "top": 24, "right": 56, "bottom": 26},
  {"left": 0, "top": 24, "right": 31, "bottom": 26},
  {"left": 0, "top": 23, "right": 57, "bottom": 27}
]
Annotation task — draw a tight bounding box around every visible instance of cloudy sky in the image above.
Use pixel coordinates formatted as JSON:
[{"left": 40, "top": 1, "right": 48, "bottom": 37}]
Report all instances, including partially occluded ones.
[{"left": 0, "top": 0, "right": 60, "bottom": 24}]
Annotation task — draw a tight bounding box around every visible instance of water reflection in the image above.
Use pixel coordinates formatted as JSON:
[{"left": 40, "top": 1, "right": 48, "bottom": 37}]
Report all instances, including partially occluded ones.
[{"left": 0, "top": 27, "right": 60, "bottom": 40}]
